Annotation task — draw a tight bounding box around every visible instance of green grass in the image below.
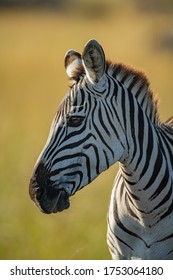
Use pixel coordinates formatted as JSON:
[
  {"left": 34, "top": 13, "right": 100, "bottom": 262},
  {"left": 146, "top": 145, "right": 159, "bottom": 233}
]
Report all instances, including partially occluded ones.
[{"left": 0, "top": 6, "right": 173, "bottom": 259}]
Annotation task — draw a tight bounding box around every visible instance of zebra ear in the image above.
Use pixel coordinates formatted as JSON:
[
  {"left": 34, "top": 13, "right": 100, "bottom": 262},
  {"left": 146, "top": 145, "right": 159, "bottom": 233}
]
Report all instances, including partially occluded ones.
[
  {"left": 82, "top": 39, "right": 106, "bottom": 83},
  {"left": 64, "top": 50, "right": 84, "bottom": 81}
]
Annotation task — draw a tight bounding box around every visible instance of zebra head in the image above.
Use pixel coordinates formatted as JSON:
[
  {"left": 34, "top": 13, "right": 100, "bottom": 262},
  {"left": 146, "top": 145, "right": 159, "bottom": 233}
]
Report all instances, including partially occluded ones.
[{"left": 29, "top": 39, "right": 127, "bottom": 214}]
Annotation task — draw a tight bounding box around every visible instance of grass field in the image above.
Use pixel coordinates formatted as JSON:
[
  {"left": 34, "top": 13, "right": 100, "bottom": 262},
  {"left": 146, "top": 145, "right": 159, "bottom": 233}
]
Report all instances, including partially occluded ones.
[{"left": 0, "top": 4, "right": 173, "bottom": 259}]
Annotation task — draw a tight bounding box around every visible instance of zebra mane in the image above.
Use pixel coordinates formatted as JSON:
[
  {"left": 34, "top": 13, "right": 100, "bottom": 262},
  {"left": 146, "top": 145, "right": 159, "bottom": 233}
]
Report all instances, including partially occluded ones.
[
  {"left": 107, "top": 62, "right": 160, "bottom": 124},
  {"left": 68, "top": 59, "right": 160, "bottom": 124}
]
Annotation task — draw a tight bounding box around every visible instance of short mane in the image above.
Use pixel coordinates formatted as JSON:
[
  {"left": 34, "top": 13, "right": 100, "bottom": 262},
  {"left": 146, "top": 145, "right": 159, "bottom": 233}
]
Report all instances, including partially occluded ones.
[
  {"left": 71, "top": 60, "right": 160, "bottom": 124},
  {"left": 107, "top": 62, "right": 160, "bottom": 125}
]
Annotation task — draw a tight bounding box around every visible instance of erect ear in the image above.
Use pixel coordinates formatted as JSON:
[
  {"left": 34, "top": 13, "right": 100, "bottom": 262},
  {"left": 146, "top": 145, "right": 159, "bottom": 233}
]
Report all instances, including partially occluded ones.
[
  {"left": 64, "top": 50, "right": 84, "bottom": 81},
  {"left": 82, "top": 39, "right": 106, "bottom": 84}
]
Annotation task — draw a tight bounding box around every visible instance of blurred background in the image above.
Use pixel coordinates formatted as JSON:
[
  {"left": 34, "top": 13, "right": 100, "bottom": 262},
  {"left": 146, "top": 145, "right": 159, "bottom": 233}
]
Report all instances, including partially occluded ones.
[{"left": 0, "top": 0, "right": 173, "bottom": 260}]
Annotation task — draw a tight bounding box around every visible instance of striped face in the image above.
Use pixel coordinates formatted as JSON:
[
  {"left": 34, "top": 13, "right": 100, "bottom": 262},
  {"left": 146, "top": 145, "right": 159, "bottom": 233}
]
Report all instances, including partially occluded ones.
[{"left": 29, "top": 40, "right": 126, "bottom": 214}]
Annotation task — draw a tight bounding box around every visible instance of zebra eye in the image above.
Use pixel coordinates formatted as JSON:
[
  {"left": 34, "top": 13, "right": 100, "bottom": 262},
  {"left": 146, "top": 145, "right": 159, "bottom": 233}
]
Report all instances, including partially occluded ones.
[{"left": 68, "top": 116, "right": 84, "bottom": 127}]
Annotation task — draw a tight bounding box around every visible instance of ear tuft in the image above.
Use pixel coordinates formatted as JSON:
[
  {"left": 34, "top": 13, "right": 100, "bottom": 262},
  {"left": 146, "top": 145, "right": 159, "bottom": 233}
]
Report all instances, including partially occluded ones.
[
  {"left": 82, "top": 39, "right": 106, "bottom": 83},
  {"left": 64, "top": 50, "right": 84, "bottom": 81}
]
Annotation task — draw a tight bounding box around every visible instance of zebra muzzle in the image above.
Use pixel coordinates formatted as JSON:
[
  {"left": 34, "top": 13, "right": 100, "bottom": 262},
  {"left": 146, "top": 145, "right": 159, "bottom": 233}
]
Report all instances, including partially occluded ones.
[{"left": 29, "top": 163, "right": 70, "bottom": 214}]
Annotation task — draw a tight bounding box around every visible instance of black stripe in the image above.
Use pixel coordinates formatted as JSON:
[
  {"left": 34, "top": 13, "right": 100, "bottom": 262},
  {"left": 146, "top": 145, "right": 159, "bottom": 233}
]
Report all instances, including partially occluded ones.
[
  {"left": 98, "top": 105, "right": 110, "bottom": 136},
  {"left": 64, "top": 170, "right": 83, "bottom": 185},
  {"left": 78, "top": 88, "right": 85, "bottom": 108},
  {"left": 55, "top": 133, "right": 95, "bottom": 155},
  {"left": 135, "top": 83, "right": 144, "bottom": 99},
  {"left": 103, "top": 150, "right": 109, "bottom": 169},
  {"left": 113, "top": 197, "right": 150, "bottom": 247},
  {"left": 128, "top": 75, "right": 140, "bottom": 92},
  {"left": 134, "top": 106, "right": 145, "bottom": 171},
  {"left": 125, "top": 192, "right": 140, "bottom": 220},
  {"left": 139, "top": 121, "right": 154, "bottom": 179},
  {"left": 107, "top": 236, "right": 120, "bottom": 255},
  {"left": 52, "top": 153, "right": 91, "bottom": 183},
  {"left": 143, "top": 151, "right": 163, "bottom": 190},
  {"left": 149, "top": 167, "right": 169, "bottom": 200},
  {"left": 128, "top": 91, "right": 137, "bottom": 165},
  {"left": 160, "top": 199, "right": 173, "bottom": 220},
  {"left": 64, "top": 121, "right": 88, "bottom": 141},
  {"left": 121, "top": 86, "right": 127, "bottom": 132},
  {"left": 127, "top": 194, "right": 147, "bottom": 214},
  {"left": 121, "top": 72, "right": 129, "bottom": 84},
  {"left": 151, "top": 185, "right": 172, "bottom": 212},
  {"left": 156, "top": 232, "right": 173, "bottom": 242},
  {"left": 168, "top": 249, "right": 173, "bottom": 255},
  {"left": 91, "top": 102, "right": 115, "bottom": 157},
  {"left": 83, "top": 144, "right": 100, "bottom": 175},
  {"left": 107, "top": 219, "right": 134, "bottom": 251},
  {"left": 44, "top": 124, "right": 65, "bottom": 160},
  {"left": 50, "top": 163, "right": 81, "bottom": 177}
]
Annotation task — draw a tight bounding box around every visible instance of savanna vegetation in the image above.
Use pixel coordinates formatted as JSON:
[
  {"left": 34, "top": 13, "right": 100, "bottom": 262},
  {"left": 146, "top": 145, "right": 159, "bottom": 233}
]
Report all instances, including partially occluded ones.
[{"left": 0, "top": 0, "right": 173, "bottom": 259}]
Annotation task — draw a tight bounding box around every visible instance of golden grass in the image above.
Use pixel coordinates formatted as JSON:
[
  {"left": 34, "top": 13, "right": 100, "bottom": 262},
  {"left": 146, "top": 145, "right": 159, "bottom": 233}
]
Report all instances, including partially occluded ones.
[{"left": 0, "top": 7, "right": 173, "bottom": 259}]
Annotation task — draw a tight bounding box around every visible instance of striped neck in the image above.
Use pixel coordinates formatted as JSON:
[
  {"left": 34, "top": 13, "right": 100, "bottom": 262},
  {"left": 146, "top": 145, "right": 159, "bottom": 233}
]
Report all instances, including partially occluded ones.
[
  {"left": 106, "top": 62, "right": 172, "bottom": 225},
  {"left": 119, "top": 121, "right": 173, "bottom": 226}
]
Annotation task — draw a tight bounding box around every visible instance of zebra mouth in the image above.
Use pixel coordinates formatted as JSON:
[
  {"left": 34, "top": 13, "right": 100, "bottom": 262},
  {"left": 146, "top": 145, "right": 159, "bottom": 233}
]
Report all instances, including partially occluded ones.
[
  {"left": 37, "top": 188, "right": 70, "bottom": 214},
  {"left": 51, "top": 189, "right": 70, "bottom": 213},
  {"left": 29, "top": 179, "right": 70, "bottom": 214},
  {"left": 29, "top": 162, "right": 70, "bottom": 214},
  {"left": 38, "top": 188, "right": 70, "bottom": 214}
]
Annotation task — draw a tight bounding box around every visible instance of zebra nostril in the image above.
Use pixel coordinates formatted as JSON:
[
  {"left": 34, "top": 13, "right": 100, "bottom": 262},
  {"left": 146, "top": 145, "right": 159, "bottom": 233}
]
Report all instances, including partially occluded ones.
[
  {"left": 30, "top": 162, "right": 50, "bottom": 189},
  {"left": 29, "top": 161, "right": 50, "bottom": 202}
]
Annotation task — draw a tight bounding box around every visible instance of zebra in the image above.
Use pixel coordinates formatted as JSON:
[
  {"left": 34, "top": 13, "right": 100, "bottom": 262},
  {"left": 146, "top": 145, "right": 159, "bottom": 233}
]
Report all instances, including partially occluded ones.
[{"left": 29, "top": 39, "right": 173, "bottom": 259}]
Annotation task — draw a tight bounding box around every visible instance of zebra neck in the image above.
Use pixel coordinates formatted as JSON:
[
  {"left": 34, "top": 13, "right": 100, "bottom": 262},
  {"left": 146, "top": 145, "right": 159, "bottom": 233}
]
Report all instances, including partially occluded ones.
[{"left": 118, "top": 123, "right": 173, "bottom": 226}]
